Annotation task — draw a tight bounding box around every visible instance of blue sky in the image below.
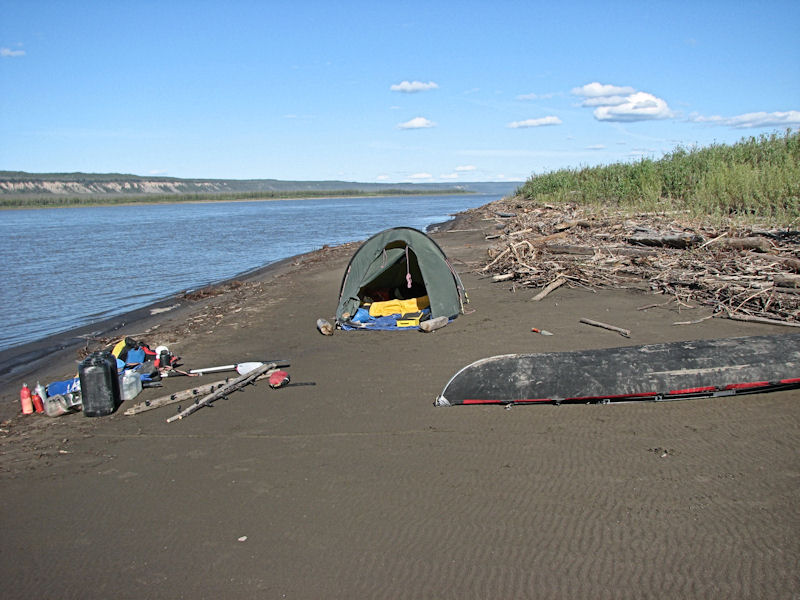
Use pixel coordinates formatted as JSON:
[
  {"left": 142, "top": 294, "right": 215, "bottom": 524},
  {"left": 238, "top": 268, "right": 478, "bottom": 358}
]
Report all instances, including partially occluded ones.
[{"left": 1, "top": 0, "right": 798, "bottom": 183}]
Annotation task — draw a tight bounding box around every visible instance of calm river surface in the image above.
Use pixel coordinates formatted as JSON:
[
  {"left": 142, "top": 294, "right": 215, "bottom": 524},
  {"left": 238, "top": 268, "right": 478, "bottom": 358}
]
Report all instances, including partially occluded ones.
[{"left": 0, "top": 193, "right": 502, "bottom": 351}]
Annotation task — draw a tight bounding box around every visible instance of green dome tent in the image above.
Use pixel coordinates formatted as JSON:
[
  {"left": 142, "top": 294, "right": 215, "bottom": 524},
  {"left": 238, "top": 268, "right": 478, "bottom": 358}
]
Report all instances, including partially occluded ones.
[{"left": 336, "top": 227, "right": 467, "bottom": 327}]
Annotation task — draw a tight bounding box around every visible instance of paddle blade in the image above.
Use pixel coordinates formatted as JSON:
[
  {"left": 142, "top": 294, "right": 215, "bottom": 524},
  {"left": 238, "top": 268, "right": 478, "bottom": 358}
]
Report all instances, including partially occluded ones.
[{"left": 235, "top": 361, "right": 265, "bottom": 375}]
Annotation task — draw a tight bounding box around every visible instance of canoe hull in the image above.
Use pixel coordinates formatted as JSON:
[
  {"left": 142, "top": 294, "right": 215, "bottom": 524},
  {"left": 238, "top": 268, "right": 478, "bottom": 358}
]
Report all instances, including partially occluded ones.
[{"left": 435, "top": 334, "right": 800, "bottom": 406}]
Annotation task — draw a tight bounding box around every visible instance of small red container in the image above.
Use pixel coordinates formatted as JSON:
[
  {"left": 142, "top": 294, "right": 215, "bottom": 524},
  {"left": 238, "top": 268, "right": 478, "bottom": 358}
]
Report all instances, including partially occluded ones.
[
  {"left": 31, "top": 393, "right": 45, "bottom": 413},
  {"left": 20, "top": 384, "right": 33, "bottom": 415}
]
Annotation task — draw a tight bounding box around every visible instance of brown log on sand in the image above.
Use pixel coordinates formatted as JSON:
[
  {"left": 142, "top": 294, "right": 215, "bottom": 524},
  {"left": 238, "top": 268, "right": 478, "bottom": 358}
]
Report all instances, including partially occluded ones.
[
  {"left": 125, "top": 377, "right": 234, "bottom": 416},
  {"left": 707, "top": 236, "right": 773, "bottom": 253},
  {"left": 544, "top": 244, "right": 595, "bottom": 255},
  {"left": 628, "top": 232, "right": 705, "bottom": 249},
  {"left": 123, "top": 362, "right": 288, "bottom": 416},
  {"left": 721, "top": 313, "right": 800, "bottom": 328},
  {"left": 482, "top": 247, "right": 510, "bottom": 271},
  {"left": 532, "top": 277, "right": 566, "bottom": 301},
  {"left": 580, "top": 317, "right": 632, "bottom": 338},
  {"left": 166, "top": 362, "right": 279, "bottom": 423},
  {"left": 773, "top": 273, "right": 800, "bottom": 288},
  {"left": 782, "top": 257, "right": 800, "bottom": 272}
]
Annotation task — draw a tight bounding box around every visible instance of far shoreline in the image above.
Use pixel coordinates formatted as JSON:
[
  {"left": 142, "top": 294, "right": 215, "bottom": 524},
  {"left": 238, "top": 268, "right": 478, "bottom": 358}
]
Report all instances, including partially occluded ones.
[{"left": 0, "top": 189, "right": 477, "bottom": 211}]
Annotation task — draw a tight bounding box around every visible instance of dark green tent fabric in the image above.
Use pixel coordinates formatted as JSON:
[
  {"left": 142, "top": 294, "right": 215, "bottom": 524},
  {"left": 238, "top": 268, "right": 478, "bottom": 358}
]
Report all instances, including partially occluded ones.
[{"left": 336, "top": 227, "right": 467, "bottom": 323}]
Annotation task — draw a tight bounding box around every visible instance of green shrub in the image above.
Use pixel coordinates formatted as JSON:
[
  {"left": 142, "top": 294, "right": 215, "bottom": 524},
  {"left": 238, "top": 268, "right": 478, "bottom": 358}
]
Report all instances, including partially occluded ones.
[{"left": 517, "top": 129, "right": 800, "bottom": 225}]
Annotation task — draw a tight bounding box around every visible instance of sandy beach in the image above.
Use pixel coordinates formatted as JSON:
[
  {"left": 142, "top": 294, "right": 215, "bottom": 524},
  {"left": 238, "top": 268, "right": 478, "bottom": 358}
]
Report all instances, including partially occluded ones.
[{"left": 1, "top": 209, "right": 798, "bottom": 599}]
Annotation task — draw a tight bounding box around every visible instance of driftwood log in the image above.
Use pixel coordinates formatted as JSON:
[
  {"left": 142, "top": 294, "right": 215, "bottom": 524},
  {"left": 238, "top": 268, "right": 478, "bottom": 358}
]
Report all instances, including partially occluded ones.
[
  {"left": 707, "top": 236, "right": 773, "bottom": 252},
  {"left": 166, "top": 362, "right": 280, "bottom": 423},
  {"left": 580, "top": 317, "right": 631, "bottom": 338},
  {"left": 721, "top": 313, "right": 800, "bottom": 328},
  {"left": 554, "top": 219, "right": 592, "bottom": 231},
  {"left": 545, "top": 244, "right": 595, "bottom": 255},
  {"left": 782, "top": 257, "right": 800, "bottom": 273},
  {"left": 773, "top": 274, "right": 800, "bottom": 288},
  {"left": 628, "top": 231, "right": 705, "bottom": 249},
  {"left": 532, "top": 277, "right": 566, "bottom": 301},
  {"left": 125, "top": 377, "right": 234, "bottom": 416},
  {"left": 123, "top": 363, "right": 288, "bottom": 416}
]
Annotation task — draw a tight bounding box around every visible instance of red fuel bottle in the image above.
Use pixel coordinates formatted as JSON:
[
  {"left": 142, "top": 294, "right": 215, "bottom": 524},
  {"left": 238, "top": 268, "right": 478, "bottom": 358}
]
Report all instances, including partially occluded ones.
[
  {"left": 31, "top": 392, "right": 45, "bottom": 413},
  {"left": 20, "top": 383, "right": 34, "bottom": 415}
]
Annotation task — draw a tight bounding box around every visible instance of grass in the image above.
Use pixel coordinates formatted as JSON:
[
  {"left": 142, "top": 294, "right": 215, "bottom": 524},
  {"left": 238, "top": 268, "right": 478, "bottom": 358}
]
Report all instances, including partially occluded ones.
[{"left": 516, "top": 129, "right": 800, "bottom": 227}]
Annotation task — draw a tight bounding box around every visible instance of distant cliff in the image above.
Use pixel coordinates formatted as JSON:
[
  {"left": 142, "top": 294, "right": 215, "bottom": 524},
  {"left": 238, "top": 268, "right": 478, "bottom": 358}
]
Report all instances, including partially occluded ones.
[
  {"left": 0, "top": 176, "right": 229, "bottom": 196},
  {"left": 0, "top": 171, "right": 520, "bottom": 197}
]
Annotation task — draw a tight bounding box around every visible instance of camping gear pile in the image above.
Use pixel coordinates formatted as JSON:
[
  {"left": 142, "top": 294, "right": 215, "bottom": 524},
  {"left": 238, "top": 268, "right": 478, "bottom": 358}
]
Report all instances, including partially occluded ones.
[
  {"left": 20, "top": 337, "right": 181, "bottom": 418},
  {"left": 334, "top": 227, "right": 467, "bottom": 331},
  {"left": 18, "top": 336, "right": 294, "bottom": 421}
]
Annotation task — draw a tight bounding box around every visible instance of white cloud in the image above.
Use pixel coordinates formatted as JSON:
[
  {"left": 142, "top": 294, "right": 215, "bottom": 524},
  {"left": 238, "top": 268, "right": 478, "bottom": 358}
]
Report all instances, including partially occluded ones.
[
  {"left": 390, "top": 80, "right": 439, "bottom": 93},
  {"left": 571, "top": 82, "right": 636, "bottom": 98},
  {"left": 593, "top": 92, "right": 673, "bottom": 122},
  {"left": 572, "top": 82, "right": 673, "bottom": 122},
  {"left": 586, "top": 145, "right": 606, "bottom": 150},
  {"left": 409, "top": 172, "right": 433, "bottom": 179},
  {"left": 440, "top": 173, "right": 459, "bottom": 179},
  {"left": 508, "top": 116, "right": 562, "bottom": 128},
  {"left": 580, "top": 95, "right": 629, "bottom": 107},
  {"left": 376, "top": 174, "right": 390, "bottom": 181},
  {"left": 455, "top": 165, "right": 476, "bottom": 171},
  {"left": 689, "top": 110, "right": 800, "bottom": 129},
  {"left": 1, "top": 47, "right": 25, "bottom": 58},
  {"left": 688, "top": 113, "right": 723, "bottom": 124},
  {"left": 516, "top": 92, "right": 556, "bottom": 101},
  {"left": 397, "top": 116, "right": 436, "bottom": 129}
]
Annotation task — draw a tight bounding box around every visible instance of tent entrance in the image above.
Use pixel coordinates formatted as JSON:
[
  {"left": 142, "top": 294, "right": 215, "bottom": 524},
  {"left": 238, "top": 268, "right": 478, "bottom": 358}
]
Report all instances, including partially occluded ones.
[{"left": 357, "top": 245, "right": 428, "bottom": 304}]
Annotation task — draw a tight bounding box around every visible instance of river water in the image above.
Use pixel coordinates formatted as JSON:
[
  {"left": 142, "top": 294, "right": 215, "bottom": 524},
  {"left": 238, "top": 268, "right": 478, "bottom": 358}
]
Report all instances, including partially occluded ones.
[{"left": 0, "top": 193, "right": 503, "bottom": 351}]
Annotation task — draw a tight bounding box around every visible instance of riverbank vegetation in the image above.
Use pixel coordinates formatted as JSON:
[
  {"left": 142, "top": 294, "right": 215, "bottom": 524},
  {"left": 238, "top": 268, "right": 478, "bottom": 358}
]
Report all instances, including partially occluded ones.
[
  {"left": 518, "top": 129, "right": 799, "bottom": 226},
  {"left": 0, "top": 188, "right": 469, "bottom": 209}
]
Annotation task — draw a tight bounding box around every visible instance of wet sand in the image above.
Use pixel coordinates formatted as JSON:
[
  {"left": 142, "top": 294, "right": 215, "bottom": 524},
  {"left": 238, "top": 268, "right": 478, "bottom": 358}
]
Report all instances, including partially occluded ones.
[{"left": 1, "top": 212, "right": 798, "bottom": 599}]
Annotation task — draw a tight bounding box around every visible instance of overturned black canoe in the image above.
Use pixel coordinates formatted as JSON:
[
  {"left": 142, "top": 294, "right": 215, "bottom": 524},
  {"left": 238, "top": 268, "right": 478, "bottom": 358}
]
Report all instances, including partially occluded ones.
[{"left": 435, "top": 334, "right": 800, "bottom": 406}]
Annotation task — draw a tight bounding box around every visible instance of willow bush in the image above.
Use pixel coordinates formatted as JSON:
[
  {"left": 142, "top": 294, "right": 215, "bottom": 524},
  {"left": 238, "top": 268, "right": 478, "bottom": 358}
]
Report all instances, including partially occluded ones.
[{"left": 518, "top": 129, "right": 800, "bottom": 226}]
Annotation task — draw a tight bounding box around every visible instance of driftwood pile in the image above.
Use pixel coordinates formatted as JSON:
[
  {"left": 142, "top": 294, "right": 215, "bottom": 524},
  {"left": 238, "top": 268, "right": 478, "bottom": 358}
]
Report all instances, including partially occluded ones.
[{"left": 477, "top": 201, "right": 800, "bottom": 327}]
